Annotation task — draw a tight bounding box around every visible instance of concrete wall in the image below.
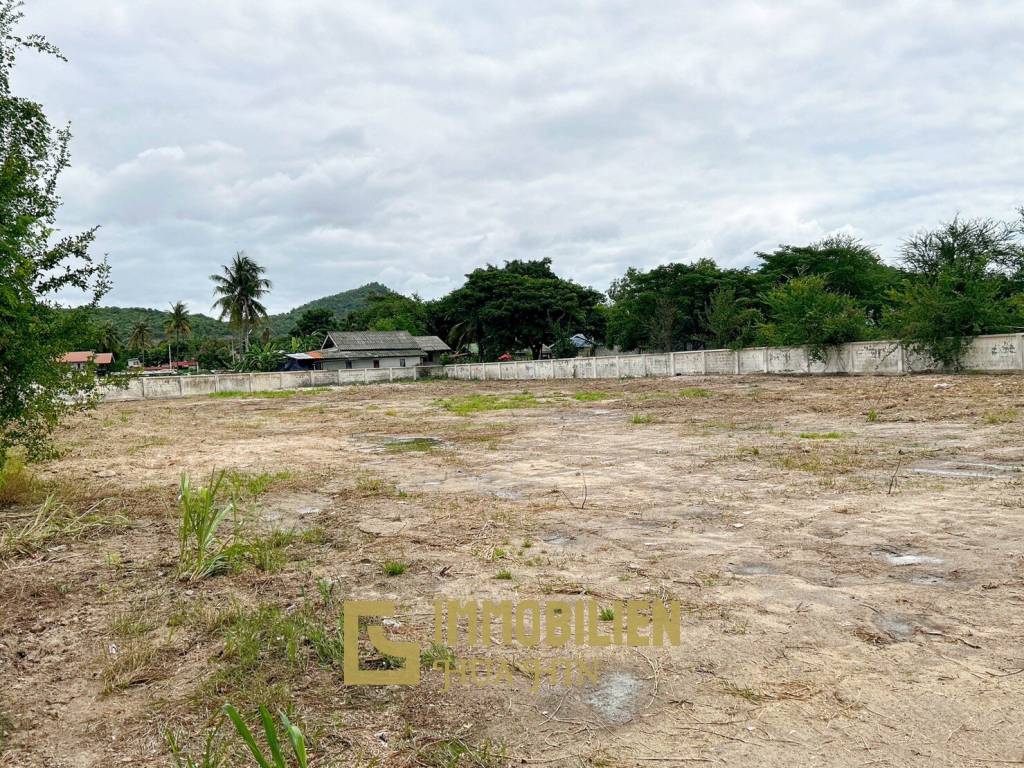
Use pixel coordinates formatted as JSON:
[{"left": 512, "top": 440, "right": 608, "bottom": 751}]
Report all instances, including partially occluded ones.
[
  {"left": 443, "top": 334, "right": 1024, "bottom": 382},
  {"left": 99, "top": 333, "right": 1022, "bottom": 402}
]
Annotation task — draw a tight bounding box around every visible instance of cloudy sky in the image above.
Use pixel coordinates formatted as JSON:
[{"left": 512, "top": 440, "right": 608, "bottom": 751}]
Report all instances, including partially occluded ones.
[{"left": 15, "top": 1, "right": 1024, "bottom": 313}]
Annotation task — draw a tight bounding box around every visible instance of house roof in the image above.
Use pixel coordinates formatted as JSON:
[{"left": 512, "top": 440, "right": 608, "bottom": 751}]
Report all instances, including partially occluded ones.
[
  {"left": 320, "top": 331, "right": 423, "bottom": 360},
  {"left": 413, "top": 335, "right": 451, "bottom": 353},
  {"left": 59, "top": 351, "right": 113, "bottom": 365}
]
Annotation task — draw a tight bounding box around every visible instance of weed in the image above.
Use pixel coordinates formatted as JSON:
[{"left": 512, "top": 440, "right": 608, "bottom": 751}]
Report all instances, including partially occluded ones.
[
  {"left": 0, "top": 495, "right": 128, "bottom": 561},
  {"left": 521, "top": 538, "right": 533, "bottom": 549},
  {"left": 166, "top": 728, "right": 225, "bottom": 768},
  {"left": 384, "top": 560, "right": 407, "bottom": 577},
  {"left": 224, "top": 531, "right": 299, "bottom": 574},
  {"left": 111, "top": 612, "right": 155, "bottom": 639},
  {"left": 101, "top": 639, "right": 164, "bottom": 693},
  {"left": 354, "top": 474, "right": 406, "bottom": 498},
  {"left": 737, "top": 446, "right": 760, "bottom": 457},
  {"left": 678, "top": 387, "right": 711, "bottom": 398},
  {"left": 490, "top": 547, "right": 507, "bottom": 561},
  {"left": 0, "top": 450, "right": 39, "bottom": 506},
  {"left": 866, "top": 409, "right": 879, "bottom": 422},
  {"left": 494, "top": 569, "right": 513, "bottom": 580},
  {"left": 984, "top": 409, "right": 1018, "bottom": 425},
  {"left": 630, "top": 413, "right": 653, "bottom": 425},
  {"left": 421, "top": 643, "right": 456, "bottom": 670},
  {"left": 177, "top": 472, "right": 234, "bottom": 581},
  {"left": 438, "top": 393, "right": 540, "bottom": 415},
  {"left": 415, "top": 737, "right": 507, "bottom": 768},
  {"left": 598, "top": 607, "right": 614, "bottom": 621},
  {"left": 721, "top": 680, "right": 771, "bottom": 703},
  {"left": 573, "top": 391, "right": 613, "bottom": 402},
  {"left": 798, "top": 431, "right": 844, "bottom": 440},
  {"left": 385, "top": 438, "right": 437, "bottom": 453},
  {"left": 225, "top": 469, "right": 294, "bottom": 500},
  {"left": 225, "top": 704, "right": 309, "bottom": 768}
]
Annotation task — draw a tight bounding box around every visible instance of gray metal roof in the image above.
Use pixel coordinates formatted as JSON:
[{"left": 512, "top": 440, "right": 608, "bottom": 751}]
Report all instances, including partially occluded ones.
[
  {"left": 414, "top": 335, "right": 451, "bottom": 352},
  {"left": 323, "top": 330, "right": 419, "bottom": 351},
  {"left": 319, "top": 348, "right": 422, "bottom": 360}
]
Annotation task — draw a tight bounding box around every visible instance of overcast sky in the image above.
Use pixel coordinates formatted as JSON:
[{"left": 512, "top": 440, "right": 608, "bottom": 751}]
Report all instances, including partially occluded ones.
[{"left": 15, "top": 1, "right": 1024, "bottom": 314}]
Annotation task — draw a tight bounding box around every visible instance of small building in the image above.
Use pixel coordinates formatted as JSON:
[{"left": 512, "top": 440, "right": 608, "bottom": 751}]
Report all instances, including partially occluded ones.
[
  {"left": 413, "top": 335, "right": 451, "bottom": 364},
  {"left": 282, "top": 350, "right": 323, "bottom": 371},
  {"left": 319, "top": 331, "right": 424, "bottom": 371},
  {"left": 58, "top": 351, "right": 114, "bottom": 375}
]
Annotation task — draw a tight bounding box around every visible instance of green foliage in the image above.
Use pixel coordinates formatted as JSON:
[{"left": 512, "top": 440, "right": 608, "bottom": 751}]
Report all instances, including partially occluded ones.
[
  {"left": 288, "top": 307, "right": 335, "bottom": 339},
  {"left": 167, "top": 729, "right": 225, "bottom": 768},
  {"left": 606, "top": 260, "right": 763, "bottom": 351},
  {"left": 224, "top": 704, "right": 308, "bottom": 768},
  {"left": 0, "top": 4, "right": 111, "bottom": 460},
  {"left": 341, "top": 292, "right": 430, "bottom": 335},
  {"left": 758, "top": 275, "right": 869, "bottom": 360},
  {"left": 177, "top": 472, "right": 234, "bottom": 582},
  {"left": 630, "top": 413, "right": 653, "bottom": 425},
  {"left": 886, "top": 215, "right": 1022, "bottom": 369},
  {"left": 432, "top": 259, "right": 604, "bottom": 361},
  {"left": 233, "top": 342, "right": 284, "bottom": 373},
  {"left": 211, "top": 251, "right": 272, "bottom": 350},
  {"left": 756, "top": 235, "right": 899, "bottom": 324},
  {"left": 798, "top": 431, "right": 844, "bottom": 439},
  {"left": 704, "top": 285, "right": 761, "bottom": 349},
  {"left": 598, "top": 607, "right": 615, "bottom": 621},
  {"left": 383, "top": 560, "right": 407, "bottom": 576},
  {"left": 494, "top": 568, "right": 512, "bottom": 580}
]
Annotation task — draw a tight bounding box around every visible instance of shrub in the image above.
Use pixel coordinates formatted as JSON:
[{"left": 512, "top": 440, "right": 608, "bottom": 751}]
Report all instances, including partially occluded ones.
[{"left": 177, "top": 472, "right": 234, "bottom": 581}]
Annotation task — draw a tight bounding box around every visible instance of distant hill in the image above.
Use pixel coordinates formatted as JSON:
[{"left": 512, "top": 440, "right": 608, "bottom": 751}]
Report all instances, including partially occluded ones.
[
  {"left": 265, "top": 282, "right": 394, "bottom": 336},
  {"left": 81, "top": 283, "right": 394, "bottom": 341}
]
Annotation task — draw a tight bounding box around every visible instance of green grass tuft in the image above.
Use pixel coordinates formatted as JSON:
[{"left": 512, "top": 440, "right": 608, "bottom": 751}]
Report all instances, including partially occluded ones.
[
  {"left": 383, "top": 560, "right": 407, "bottom": 577},
  {"left": 209, "top": 388, "right": 331, "bottom": 400},
  {"left": 798, "top": 431, "right": 844, "bottom": 440},
  {"left": 572, "top": 391, "right": 613, "bottom": 402},
  {"left": 494, "top": 569, "right": 513, "bottom": 580},
  {"left": 630, "top": 413, "right": 653, "bottom": 425},
  {"left": 678, "top": 387, "right": 711, "bottom": 398},
  {"left": 438, "top": 393, "right": 540, "bottom": 415}
]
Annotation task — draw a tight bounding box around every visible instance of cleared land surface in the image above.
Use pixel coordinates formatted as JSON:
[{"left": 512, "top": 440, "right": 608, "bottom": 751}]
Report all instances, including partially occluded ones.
[{"left": 1, "top": 375, "right": 1023, "bottom": 767}]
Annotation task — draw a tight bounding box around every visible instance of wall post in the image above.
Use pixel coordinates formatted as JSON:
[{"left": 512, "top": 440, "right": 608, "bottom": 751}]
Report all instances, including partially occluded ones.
[
  {"left": 615, "top": 356, "right": 622, "bottom": 378},
  {"left": 896, "top": 343, "right": 906, "bottom": 374},
  {"left": 701, "top": 350, "right": 707, "bottom": 375},
  {"left": 1017, "top": 334, "right": 1024, "bottom": 371}
]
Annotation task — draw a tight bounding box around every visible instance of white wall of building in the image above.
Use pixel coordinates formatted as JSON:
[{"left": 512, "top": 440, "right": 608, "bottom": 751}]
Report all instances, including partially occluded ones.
[{"left": 321, "top": 355, "right": 421, "bottom": 371}]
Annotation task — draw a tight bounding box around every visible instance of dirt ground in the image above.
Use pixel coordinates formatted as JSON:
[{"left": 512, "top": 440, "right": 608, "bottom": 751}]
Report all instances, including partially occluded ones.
[{"left": 1, "top": 374, "right": 1023, "bottom": 767}]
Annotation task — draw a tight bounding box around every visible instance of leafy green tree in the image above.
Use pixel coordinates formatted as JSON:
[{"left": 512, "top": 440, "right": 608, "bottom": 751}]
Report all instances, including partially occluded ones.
[
  {"left": 433, "top": 259, "right": 604, "bottom": 360},
  {"left": 0, "top": 2, "right": 111, "bottom": 460},
  {"left": 164, "top": 301, "right": 192, "bottom": 363},
  {"left": 757, "top": 276, "right": 868, "bottom": 360},
  {"left": 289, "top": 307, "right": 336, "bottom": 338},
  {"left": 703, "top": 285, "right": 762, "bottom": 349},
  {"left": 756, "top": 235, "right": 899, "bottom": 324},
  {"left": 211, "top": 251, "right": 271, "bottom": 351},
  {"left": 606, "top": 260, "right": 763, "bottom": 351},
  {"left": 887, "top": 215, "right": 1022, "bottom": 368},
  {"left": 341, "top": 292, "right": 430, "bottom": 335}
]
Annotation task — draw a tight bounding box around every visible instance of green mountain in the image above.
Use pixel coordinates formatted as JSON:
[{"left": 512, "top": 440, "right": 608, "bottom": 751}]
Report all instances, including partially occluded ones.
[
  {"left": 265, "top": 282, "right": 394, "bottom": 336},
  {"left": 81, "top": 283, "right": 394, "bottom": 342}
]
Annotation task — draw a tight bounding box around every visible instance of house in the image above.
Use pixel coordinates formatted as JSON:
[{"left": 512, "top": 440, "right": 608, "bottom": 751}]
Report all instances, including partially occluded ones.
[
  {"left": 412, "top": 335, "right": 451, "bottom": 364},
  {"left": 318, "top": 330, "right": 425, "bottom": 371},
  {"left": 58, "top": 351, "right": 114, "bottom": 375}
]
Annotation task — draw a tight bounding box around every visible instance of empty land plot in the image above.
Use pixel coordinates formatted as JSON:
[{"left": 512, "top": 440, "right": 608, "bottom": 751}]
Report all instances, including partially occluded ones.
[{"left": 1, "top": 374, "right": 1023, "bottom": 767}]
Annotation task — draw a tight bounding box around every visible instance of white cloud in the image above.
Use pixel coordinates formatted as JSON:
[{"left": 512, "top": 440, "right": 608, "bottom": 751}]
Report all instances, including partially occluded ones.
[{"left": 17, "top": 0, "right": 1024, "bottom": 312}]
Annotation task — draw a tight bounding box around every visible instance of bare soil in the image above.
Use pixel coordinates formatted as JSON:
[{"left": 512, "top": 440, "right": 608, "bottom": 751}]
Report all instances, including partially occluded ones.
[{"left": 2, "top": 374, "right": 1023, "bottom": 767}]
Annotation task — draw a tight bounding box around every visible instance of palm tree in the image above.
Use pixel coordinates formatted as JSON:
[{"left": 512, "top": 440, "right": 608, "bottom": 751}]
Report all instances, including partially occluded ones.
[
  {"left": 164, "top": 301, "right": 193, "bottom": 366},
  {"left": 128, "top": 320, "right": 152, "bottom": 365},
  {"left": 97, "top": 322, "right": 121, "bottom": 355},
  {"left": 211, "top": 251, "right": 272, "bottom": 352}
]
